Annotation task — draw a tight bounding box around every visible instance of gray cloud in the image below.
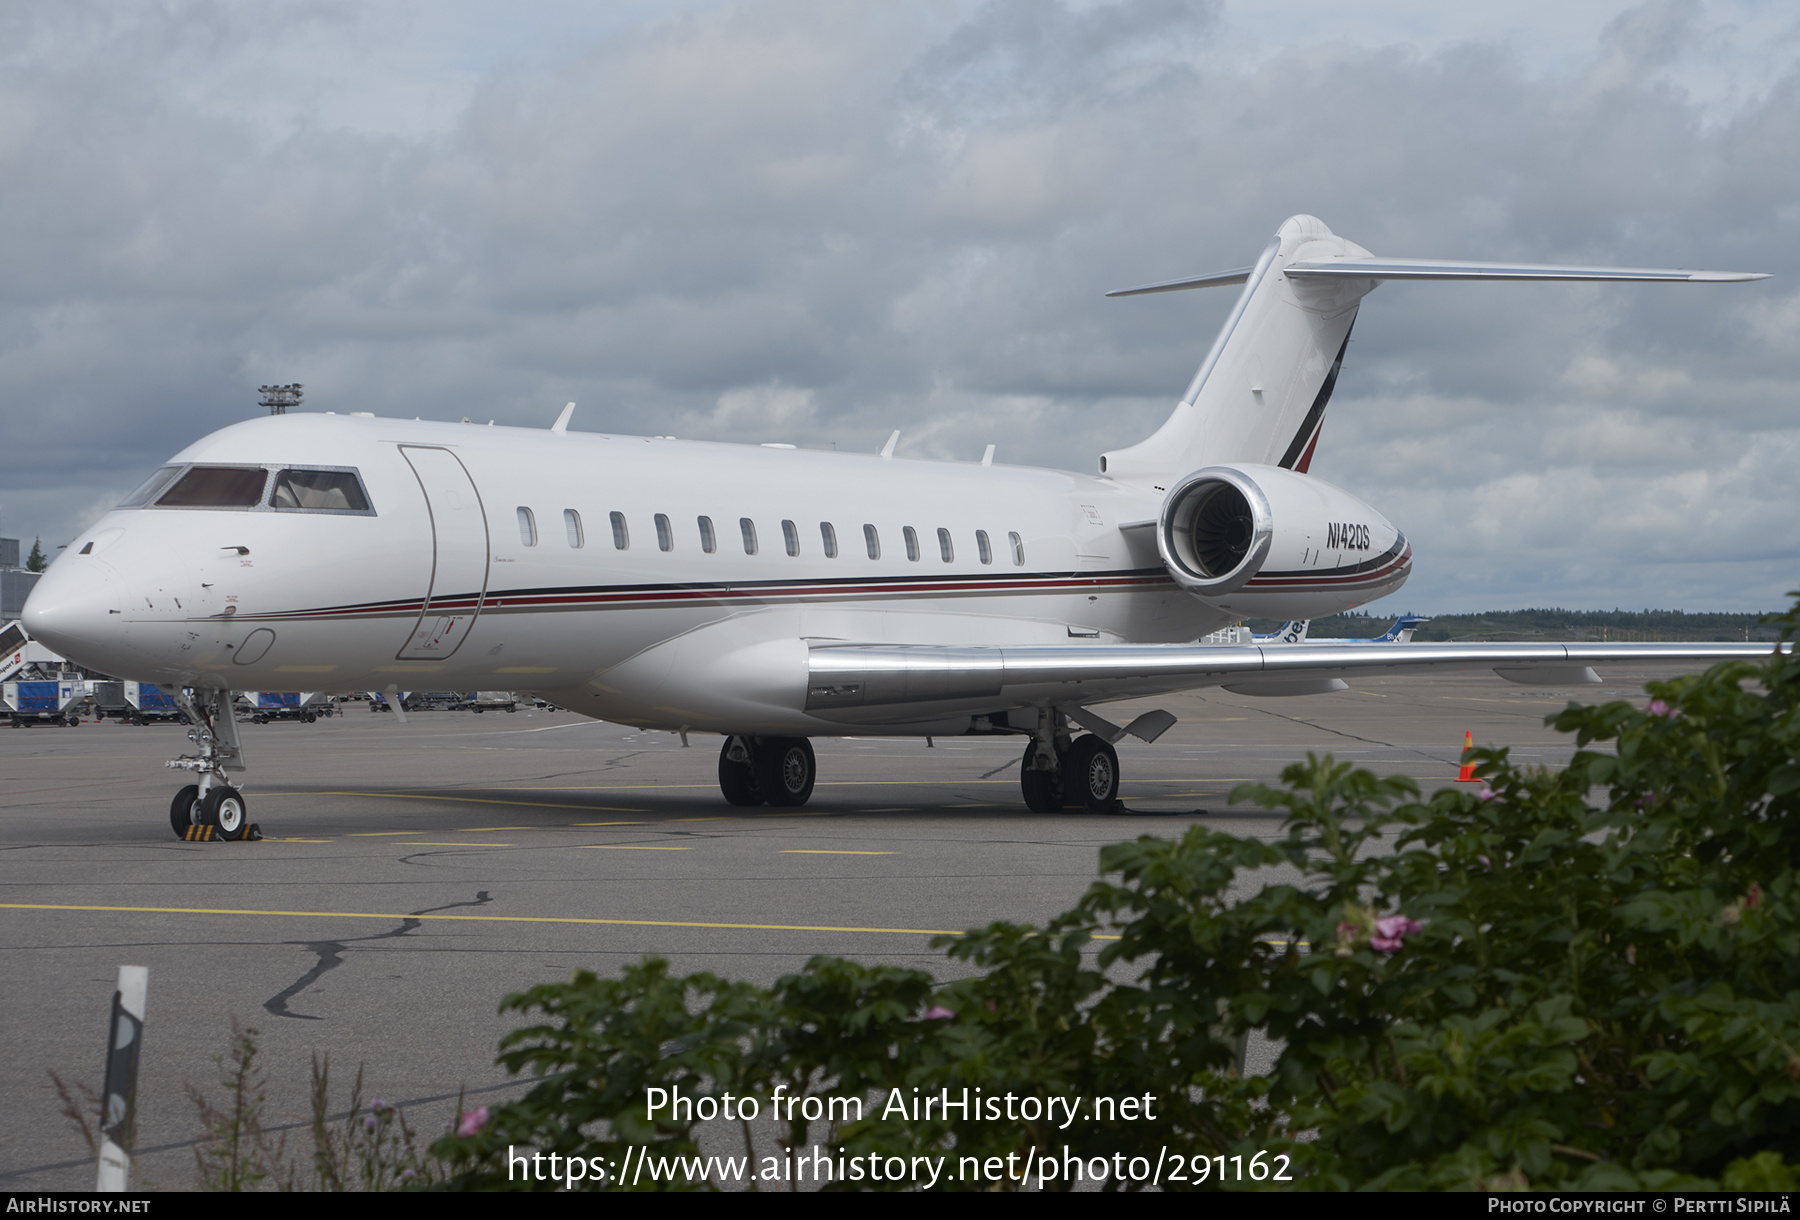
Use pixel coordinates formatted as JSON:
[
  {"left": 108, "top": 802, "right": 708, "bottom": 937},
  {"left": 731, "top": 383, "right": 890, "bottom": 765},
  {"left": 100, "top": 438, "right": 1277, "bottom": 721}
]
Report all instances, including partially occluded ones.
[{"left": 1, "top": 0, "right": 1795, "bottom": 612}]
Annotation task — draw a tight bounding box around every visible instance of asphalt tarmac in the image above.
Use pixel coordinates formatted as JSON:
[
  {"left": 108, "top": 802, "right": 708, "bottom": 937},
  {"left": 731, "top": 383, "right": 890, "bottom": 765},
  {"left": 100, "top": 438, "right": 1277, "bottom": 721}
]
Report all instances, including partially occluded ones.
[{"left": 0, "top": 668, "right": 1692, "bottom": 1190}]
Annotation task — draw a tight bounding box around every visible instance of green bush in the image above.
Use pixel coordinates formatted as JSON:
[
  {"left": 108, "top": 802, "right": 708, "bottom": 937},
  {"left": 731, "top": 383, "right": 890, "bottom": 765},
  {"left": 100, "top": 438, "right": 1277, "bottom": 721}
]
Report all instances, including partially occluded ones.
[{"left": 434, "top": 601, "right": 1800, "bottom": 1190}]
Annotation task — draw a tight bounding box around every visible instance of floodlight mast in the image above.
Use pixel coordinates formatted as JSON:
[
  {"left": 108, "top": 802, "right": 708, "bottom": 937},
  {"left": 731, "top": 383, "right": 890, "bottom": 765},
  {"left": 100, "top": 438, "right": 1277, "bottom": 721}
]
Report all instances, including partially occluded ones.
[{"left": 258, "top": 383, "right": 303, "bottom": 415}]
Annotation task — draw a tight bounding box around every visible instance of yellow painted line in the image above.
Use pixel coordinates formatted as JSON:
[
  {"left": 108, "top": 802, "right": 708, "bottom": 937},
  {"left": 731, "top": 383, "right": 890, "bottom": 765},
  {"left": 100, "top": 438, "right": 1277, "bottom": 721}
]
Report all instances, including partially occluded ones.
[
  {"left": 572, "top": 821, "right": 643, "bottom": 827},
  {"left": 0, "top": 903, "right": 961, "bottom": 936},
  {"left": 675, "top": 817, "right": 734, "bottom": 822},
  {"left": 272, "top": 838, "right": 332, "bottom": 843},
  {"left": 490, "top": 780, "right": 1024, "bottom": 791},
  {"left": 782, "top": 850, "right": 894, "bottom": 855},
  {"left": 255, "top": 792, "right": 645, "bottom": 812},
  {"left": 348, "top": 831, "right": 427, "bottom": 837},
  {"left": 577, "top": 845, "right": 690, "bottom": 851},
  {"left": 402, "top": 842, "right": 513, "bottom": 847},
  {"left": 459, "top": 826, "right": 531, "bottom": 832}
]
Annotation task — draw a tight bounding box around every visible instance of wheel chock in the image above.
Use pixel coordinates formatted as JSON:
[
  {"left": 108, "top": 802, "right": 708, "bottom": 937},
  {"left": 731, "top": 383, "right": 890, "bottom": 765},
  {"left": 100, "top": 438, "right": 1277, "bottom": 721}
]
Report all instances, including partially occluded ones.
[{"left": 176, "top": 823, "right": 265, "bottom": 842}]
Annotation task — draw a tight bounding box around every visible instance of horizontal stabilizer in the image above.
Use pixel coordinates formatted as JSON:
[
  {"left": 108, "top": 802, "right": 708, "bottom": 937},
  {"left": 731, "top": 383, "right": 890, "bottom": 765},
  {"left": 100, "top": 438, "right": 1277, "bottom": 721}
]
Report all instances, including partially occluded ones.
[
  {"left": 1284, "top": 258, "right": 1770, "bottom": 283},
  {"left": 1105, "top": 267, "right": 1254, "bottom": 297}
]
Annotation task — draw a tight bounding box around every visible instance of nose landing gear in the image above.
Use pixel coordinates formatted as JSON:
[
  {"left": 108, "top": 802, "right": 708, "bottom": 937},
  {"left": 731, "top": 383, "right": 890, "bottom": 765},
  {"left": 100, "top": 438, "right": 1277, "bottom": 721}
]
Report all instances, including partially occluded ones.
[{"left": 167, "top": 689, "right": 258, "bottom": 841}]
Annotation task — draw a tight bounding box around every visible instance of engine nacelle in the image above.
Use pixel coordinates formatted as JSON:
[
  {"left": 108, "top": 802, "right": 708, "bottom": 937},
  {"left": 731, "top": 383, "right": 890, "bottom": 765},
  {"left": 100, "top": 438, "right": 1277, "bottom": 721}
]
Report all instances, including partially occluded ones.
[{"left": 1157, "top": 464, "right": 1412, "bottom": 619}]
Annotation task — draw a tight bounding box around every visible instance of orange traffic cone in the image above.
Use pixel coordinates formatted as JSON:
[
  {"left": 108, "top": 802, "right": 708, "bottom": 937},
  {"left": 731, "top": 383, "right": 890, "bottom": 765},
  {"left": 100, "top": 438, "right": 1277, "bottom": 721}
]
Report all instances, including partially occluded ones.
[{"left": 1456, "top": 730, "right": 1479, "bottom": 782}]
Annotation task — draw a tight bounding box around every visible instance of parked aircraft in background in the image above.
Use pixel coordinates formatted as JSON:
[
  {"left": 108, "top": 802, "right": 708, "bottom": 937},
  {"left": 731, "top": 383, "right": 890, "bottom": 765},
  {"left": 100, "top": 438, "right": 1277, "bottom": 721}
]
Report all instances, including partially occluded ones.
[{"left": 21, "top": 216, "right": 1776, "bottom": 839}]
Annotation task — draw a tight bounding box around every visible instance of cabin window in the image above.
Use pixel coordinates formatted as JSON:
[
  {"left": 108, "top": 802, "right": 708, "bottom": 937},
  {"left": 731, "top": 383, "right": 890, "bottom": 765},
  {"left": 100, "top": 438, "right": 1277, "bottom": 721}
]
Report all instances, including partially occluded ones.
[
  {"left": 698, "top": 516, "right": 716, "bottom": 553},
  {"left": 820, "top": 522, "right": 838, "bottom": 558},
  {"left": 976, "top": 529, "right": 992, "bottom": 565},
  {"left": 937, "top": 528, "right": 954, "bottom": 563},
  {"left": 863, "top": 524, "right": 880, "bottom": 560},
  {"left": 564, "top": 509, "right": 584, "bottom": 548},
  {"left": 782, "top": 519, "right": 799, "bottom": 557},
  {"left": 269, "top": 468, "right": 371, "bottom": 512},
  {"left": 156, "top": 466, "right": 269, "bottom": 508},
  {"left": 517, "top": 507, "right": 538, "bottom": 547},
  {"left": 119, "top": 466, "right": 184, "bottom": 508},
  {"left": 903, "top": 526, "right": 920, "bottom": 562},
  {"left": 740, "top": 517, "right": 758, "bottom": 555},
  {"left": 610, "top": 511, "right": 629, "bottom": 550},
  {"left": 655, "top": 513, "right": 673, "bottom": 552},
  {"left": 1009, "top": 531, "right": 1025, "bottom": 566}
]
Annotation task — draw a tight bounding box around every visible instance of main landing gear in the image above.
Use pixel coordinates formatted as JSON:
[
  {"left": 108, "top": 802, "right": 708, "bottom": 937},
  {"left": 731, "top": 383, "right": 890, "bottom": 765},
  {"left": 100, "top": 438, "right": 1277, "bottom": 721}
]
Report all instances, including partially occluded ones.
[
  {"left": 718, "top": 736, "right": 817, "bottom": 808},
  {"left": 1020, "top": 708, "right": 1122, "bottom": 814},
  {"left": 167, "top": 688, "right": 257, "bottom": 841}
]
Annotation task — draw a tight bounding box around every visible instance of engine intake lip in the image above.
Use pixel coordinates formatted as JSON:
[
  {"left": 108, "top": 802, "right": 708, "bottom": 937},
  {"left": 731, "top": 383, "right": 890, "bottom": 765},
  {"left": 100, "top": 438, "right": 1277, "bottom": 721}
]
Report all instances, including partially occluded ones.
[{"left": 1158, "top": 466, "right": 1274, "bottom": 596}]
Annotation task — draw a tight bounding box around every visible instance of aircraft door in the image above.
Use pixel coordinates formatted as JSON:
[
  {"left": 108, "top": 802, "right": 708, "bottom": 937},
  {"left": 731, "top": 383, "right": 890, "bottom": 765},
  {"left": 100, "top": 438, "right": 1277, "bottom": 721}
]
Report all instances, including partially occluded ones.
[{"left": 396, "top": 446, "right": 490, "bottom": 660}]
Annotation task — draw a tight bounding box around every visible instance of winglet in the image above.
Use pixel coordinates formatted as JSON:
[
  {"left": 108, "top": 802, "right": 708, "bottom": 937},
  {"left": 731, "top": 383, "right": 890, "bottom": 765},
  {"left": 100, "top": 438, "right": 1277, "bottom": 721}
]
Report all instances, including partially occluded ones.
[
  {"left": 880, "top": 430, "right": 900, "bottom": 459},
  {"left": 551, "top": 402, "right": 575, "bottom": 435}
]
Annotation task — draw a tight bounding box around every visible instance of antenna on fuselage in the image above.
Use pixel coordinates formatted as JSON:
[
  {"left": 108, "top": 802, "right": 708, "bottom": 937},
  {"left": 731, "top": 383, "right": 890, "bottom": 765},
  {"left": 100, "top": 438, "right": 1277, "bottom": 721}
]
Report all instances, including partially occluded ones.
[{"left": 258, "top": 384, "right": 303, "bottom": 416}]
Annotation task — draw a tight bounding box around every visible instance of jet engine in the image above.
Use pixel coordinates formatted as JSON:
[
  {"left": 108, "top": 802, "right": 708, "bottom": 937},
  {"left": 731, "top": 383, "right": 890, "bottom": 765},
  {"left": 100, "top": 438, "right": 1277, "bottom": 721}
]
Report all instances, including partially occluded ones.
[{"left": 1156, "top": 464, "right": 1412, "bottom": 619}]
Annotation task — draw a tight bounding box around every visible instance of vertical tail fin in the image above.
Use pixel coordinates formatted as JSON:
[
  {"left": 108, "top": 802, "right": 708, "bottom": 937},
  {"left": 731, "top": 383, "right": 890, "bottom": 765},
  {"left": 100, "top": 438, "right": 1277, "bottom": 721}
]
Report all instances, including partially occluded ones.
[
  {"left": 1099, "top": 216, "right": 1767, "bottom": 488},
  {"left": 1101, "top": 215, "right": 1375, "bottom": 486}
]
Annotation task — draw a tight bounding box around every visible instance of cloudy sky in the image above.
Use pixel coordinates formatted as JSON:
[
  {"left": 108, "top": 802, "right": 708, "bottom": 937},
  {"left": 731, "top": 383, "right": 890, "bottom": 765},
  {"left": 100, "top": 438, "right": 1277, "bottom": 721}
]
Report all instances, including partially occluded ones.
[{"left": 2, "top": 0, "right": 1796, "bottom": 614}]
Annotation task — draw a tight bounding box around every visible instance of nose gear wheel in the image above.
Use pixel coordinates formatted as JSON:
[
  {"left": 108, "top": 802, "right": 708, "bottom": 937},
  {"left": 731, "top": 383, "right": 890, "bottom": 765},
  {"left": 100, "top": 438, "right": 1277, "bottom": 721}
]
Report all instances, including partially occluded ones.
[{"left": 201, "top": 785, "right": 249, "bottom": 841}]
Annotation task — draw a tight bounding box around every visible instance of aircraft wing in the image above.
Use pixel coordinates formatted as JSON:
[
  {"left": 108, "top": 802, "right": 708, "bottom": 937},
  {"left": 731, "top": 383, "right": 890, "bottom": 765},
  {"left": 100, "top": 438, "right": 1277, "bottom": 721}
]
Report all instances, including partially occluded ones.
[{"left": 803, "top": 640, "right": 1782, "bottom": 723}]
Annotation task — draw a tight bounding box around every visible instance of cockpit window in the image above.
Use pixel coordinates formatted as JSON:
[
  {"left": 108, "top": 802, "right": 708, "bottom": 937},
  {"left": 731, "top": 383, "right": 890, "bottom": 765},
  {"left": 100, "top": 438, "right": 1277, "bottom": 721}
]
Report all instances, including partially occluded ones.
[
  {"left": 156, "top": 466, "right": 269, "bottom": 508},
  {"left": 118, "top": 466, "right": 185, "bottom": 508},
  {"left": 270, "top": 468, "right": 371, "bottom": 512}
]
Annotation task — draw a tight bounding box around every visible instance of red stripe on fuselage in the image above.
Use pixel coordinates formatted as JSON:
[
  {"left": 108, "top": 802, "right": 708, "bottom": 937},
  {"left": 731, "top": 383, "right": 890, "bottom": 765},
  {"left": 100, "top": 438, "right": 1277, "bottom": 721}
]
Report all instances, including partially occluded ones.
[{"left": 227, "top": 571, "right": 1177, "bottom": 623}]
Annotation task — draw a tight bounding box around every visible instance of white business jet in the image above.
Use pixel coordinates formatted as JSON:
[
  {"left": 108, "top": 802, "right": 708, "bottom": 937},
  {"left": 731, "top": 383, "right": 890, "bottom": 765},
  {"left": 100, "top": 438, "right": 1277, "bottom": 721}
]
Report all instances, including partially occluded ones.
[{"left": 20, "top": 215, "right": 1775, "bottom": 840}]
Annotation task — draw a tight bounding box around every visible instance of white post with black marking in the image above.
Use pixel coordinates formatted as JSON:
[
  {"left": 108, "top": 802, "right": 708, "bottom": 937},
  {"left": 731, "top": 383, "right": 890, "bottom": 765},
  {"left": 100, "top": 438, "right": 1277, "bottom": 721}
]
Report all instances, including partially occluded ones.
[{"left": 96, "top": 965, "right": 147, "bottom": 1191}]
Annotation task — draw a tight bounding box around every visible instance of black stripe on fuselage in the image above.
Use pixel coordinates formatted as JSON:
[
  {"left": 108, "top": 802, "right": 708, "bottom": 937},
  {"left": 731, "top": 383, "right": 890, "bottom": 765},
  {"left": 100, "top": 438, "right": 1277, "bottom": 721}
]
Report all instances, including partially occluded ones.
[{"left": 1278, "top": 324, "right": 1355, "bottom": 470}]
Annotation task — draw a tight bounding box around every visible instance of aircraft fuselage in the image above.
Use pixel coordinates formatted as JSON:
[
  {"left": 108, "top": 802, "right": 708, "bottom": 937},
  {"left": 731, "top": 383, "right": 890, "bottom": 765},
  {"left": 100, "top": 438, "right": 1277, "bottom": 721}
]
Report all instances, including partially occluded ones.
[{"left": 28, "top": 412, "right": 1279, "bottom": 735}]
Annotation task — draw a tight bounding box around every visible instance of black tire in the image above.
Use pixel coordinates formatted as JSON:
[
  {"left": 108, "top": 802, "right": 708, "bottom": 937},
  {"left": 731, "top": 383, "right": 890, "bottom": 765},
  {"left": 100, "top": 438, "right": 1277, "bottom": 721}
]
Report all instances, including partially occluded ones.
[
  {"left": 755, "top": 737, "right": 816, "bottom": 807},
  {"left": 201, "top": 785, "right": 249, "bottom": 841},
  {"left": 718, "top": 739, "right": 762, "bottom": 806},
  {"left": 1020, "top": 741, "right": 1064, "bottom": 812},
  {"left": 1062, "top": 734, "right": 1121, "bottom": 813},
  {"left": 170, "top": 785, "right": 202, "bottom": 838}
]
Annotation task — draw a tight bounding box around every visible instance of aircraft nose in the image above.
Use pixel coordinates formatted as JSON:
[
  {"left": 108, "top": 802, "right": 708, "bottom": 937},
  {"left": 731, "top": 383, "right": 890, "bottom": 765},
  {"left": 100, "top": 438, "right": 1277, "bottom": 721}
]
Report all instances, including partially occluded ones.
[{"left": 21, "top": 558, "right": 128, "bottom": 668}]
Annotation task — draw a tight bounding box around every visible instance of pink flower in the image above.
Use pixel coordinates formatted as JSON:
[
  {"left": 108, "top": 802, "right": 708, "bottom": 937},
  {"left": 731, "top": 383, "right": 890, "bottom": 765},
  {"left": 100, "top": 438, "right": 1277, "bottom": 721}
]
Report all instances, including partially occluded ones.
[
  {"left": 1747, "top": 883, "right": 1764, "bottom": 910},
  {"left": 1370, "top": 915, "right": 1422, "bottom": 953},
  {"left": 1477, "top": 786, "right": 1502, "bottom": 803},
  {"left": 456, "top": 1106, "right": 490, "bottom": 1138},
  {"left": 922, "top": 1006, "right": 956, "bottom": 1020},
  {"left": 1646, "top": 699, "right": 1675, "bottom": 718}
]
